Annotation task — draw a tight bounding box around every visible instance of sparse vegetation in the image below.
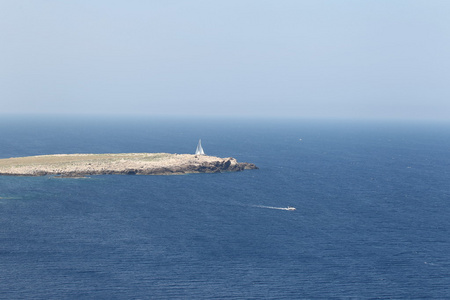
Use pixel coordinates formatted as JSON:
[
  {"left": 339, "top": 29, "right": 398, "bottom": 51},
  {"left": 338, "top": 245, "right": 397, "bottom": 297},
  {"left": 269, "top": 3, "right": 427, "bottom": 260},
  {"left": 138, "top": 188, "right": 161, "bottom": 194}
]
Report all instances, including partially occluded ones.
[{"left": 0, "top": 153, "right": 257, "bottom": 176}]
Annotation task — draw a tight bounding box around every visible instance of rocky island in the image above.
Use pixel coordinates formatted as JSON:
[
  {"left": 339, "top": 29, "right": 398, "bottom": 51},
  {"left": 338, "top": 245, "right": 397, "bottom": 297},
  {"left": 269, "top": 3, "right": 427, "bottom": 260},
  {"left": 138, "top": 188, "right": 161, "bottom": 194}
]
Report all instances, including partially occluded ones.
[{"left": 0, "top": 153, "right": 258, "bottom": 177}]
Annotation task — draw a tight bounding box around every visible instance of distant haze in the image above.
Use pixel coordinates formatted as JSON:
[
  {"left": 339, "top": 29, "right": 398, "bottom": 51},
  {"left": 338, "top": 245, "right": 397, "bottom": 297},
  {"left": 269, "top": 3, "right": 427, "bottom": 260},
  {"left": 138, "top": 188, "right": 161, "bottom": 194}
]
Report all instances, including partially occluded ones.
[{"left": 1, "top": 1, "right": 449, "bottom": 120}]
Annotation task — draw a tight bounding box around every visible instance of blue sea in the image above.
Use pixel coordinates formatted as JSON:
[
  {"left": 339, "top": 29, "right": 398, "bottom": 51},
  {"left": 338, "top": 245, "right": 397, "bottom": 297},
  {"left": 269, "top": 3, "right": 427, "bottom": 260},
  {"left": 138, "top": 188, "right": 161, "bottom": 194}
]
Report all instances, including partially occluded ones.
[{"left": 1, "top": 116, "right": 449, "bottom": 299}]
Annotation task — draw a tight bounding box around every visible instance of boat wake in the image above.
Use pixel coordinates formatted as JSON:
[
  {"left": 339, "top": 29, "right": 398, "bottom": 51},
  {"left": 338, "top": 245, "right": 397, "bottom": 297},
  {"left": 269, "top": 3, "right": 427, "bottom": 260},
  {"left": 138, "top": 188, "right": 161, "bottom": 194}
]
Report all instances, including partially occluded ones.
[{"left": 254, "top": 205, "right": 296, "bottom": 211}]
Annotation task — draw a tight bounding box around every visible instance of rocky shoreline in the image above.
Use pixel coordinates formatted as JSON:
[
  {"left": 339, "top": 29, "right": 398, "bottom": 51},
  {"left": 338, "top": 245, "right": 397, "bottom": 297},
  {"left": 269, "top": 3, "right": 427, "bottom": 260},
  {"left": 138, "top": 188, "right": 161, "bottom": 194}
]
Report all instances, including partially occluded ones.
[{"left": 0, "top": 153, "right": 258, "bottom": 177}]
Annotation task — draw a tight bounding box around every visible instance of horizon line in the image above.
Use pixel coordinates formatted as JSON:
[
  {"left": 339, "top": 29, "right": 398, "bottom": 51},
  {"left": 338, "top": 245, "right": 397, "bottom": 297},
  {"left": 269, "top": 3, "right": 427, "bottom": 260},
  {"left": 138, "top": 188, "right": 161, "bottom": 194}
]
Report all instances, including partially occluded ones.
[{"left": 1, "top": 112, "right": 449, "bottom": 123}]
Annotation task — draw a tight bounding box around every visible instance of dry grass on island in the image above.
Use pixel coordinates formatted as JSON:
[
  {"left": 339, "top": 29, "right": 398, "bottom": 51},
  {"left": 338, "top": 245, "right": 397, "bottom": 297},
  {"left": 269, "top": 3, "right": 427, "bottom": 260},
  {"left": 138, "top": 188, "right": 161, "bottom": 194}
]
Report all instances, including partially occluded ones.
[{"left": 0, "top": 153, "right": 258, "bottom": 177}]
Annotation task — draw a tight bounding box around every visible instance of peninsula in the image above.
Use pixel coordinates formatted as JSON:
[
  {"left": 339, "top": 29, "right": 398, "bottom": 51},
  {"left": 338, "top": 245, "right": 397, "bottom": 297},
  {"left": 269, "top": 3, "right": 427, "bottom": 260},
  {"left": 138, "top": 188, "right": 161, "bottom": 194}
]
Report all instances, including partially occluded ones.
[{"left": 0, "top": 153, "right": 258, "bottom": 177}]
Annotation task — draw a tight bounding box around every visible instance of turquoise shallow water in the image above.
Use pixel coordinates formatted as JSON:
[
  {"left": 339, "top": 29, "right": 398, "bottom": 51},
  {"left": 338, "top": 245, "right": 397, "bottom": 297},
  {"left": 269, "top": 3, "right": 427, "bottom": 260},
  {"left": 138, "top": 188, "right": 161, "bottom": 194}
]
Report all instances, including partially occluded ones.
[{"left": 1, "top": 117, "right": 449, "bottom": 299}]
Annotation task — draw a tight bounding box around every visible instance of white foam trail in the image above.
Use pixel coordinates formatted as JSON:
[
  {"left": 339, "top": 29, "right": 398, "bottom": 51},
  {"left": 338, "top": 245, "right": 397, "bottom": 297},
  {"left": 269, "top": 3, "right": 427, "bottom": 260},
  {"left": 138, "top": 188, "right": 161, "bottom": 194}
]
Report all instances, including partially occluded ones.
[{"left": 254, "top": 205, "right": 293, "bottom": 211}]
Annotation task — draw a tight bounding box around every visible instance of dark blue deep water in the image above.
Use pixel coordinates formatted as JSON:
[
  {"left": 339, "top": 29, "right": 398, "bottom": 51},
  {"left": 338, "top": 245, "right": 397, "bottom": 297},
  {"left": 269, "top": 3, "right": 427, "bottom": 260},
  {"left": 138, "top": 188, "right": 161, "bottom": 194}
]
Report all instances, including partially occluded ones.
[{"left": 1, "top": 116, "right": 449, "bottom": 299}]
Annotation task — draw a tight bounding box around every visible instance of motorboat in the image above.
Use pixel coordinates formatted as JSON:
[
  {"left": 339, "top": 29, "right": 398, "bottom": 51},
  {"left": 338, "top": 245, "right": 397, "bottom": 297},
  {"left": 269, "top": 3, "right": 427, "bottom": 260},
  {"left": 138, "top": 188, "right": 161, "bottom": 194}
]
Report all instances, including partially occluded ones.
[{"left": 286, "top": 206, "right": 296, "bottom": 211}]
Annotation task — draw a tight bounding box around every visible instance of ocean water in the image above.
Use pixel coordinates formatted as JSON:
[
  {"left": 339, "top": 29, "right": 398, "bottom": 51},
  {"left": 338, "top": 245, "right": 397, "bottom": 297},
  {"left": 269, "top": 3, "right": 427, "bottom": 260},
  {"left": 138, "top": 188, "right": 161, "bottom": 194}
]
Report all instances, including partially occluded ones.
[{"left": 1, "top": 116, "right": 449, "bottom": 299}]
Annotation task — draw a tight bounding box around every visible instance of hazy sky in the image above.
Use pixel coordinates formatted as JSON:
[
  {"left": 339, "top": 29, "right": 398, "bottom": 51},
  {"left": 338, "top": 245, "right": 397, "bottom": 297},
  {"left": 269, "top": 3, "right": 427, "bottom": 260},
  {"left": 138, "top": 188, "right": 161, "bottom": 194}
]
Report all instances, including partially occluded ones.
[{"left": 1, "top": 1, "right": 449, "bottom": 120}]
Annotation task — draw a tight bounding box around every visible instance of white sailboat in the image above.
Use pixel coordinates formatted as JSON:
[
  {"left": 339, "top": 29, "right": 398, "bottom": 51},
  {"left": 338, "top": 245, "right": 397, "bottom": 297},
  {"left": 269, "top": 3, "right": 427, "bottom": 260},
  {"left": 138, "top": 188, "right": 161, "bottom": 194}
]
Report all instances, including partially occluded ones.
[{"left": 195, "top": 139, "right": 205, "bottom": 155}]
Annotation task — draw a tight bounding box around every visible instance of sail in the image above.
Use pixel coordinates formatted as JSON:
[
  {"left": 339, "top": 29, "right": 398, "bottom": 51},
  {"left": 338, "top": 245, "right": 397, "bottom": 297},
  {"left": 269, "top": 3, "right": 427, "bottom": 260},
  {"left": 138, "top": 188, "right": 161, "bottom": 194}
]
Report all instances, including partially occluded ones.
[{"left": 195, "top": 139, "right": 205, "bottom": 155}]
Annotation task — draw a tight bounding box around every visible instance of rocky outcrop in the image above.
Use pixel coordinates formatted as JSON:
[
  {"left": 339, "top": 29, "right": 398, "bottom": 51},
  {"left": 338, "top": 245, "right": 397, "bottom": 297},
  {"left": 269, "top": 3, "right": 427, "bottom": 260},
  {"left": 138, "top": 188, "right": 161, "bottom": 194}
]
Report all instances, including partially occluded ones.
[{"left": 0, "top": 153, "right": 258, "bottom": 177}]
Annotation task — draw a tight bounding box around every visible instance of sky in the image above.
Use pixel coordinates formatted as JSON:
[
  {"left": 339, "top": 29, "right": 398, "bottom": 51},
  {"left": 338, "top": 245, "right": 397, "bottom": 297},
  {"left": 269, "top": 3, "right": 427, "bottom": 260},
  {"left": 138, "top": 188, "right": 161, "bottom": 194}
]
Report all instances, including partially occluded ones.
[{"left": 1, "top": 1, "right": 449, "bottom": 120}]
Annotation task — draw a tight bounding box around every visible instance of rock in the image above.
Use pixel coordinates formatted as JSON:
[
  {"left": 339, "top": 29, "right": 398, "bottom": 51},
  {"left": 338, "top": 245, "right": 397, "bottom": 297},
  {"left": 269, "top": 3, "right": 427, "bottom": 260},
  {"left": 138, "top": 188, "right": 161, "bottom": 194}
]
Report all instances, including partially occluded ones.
[{"left": 0, "top": 153, "right": 258, "bottom": 177}]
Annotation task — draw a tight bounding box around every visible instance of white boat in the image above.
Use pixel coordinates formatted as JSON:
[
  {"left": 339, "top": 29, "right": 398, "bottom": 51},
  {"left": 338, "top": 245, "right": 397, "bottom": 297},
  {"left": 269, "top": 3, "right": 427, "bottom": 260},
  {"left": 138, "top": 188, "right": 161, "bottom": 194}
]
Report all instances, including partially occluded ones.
[
  {"left": 195, "top": 139, "right": 205, "bottom": 155},
  {"left": 286, "top": 206, "right": 296, "bottom": 211}
]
